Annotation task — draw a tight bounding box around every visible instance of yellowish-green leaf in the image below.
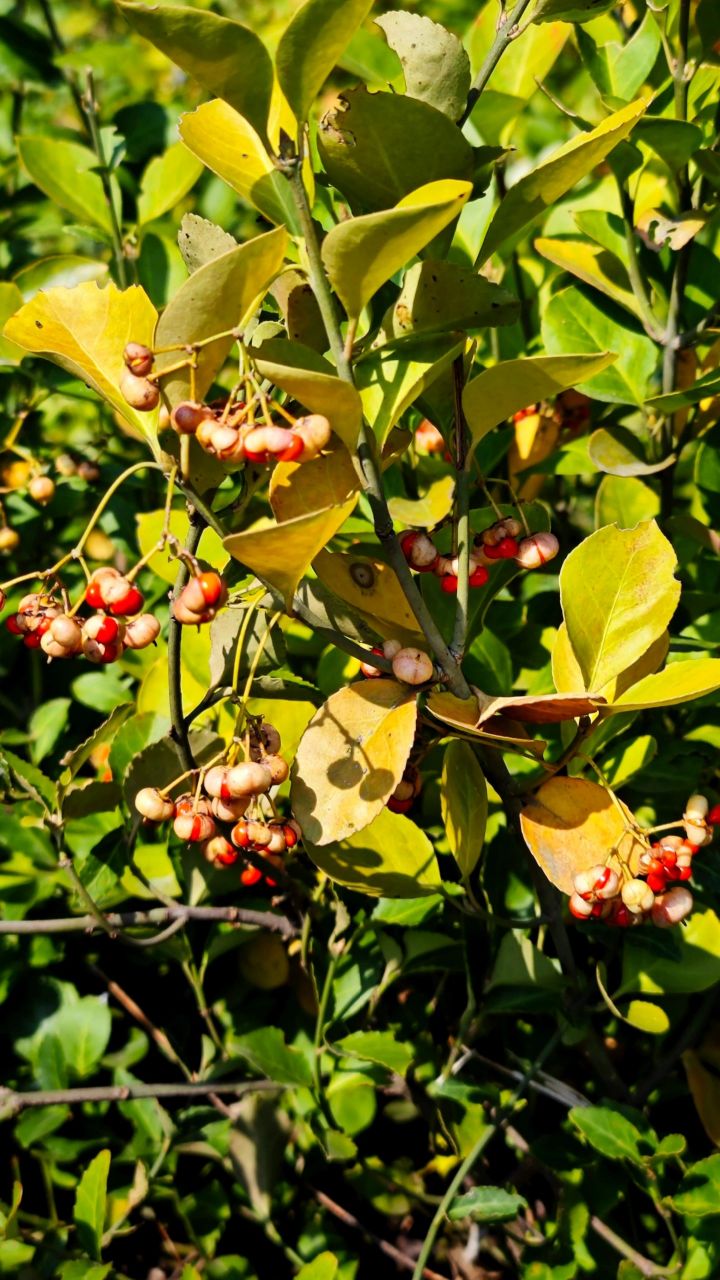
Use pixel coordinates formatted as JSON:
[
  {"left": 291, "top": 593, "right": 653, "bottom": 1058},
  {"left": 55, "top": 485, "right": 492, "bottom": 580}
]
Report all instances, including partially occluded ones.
[
  {"left": 607, "top": 658, "right": 720, "bottom": 713},
  {"left": 560, "top": 520, "right": 680, "bottom": 692},
  {"left": 118, "top": 2, "right": 273, "bottom": 140},
  {"left": 441, "top": 740, "right": 487, "bottom": 879},
  {"left": 291, "top": 679, "right": 418, "bottom": 844},
  {"left": 379, "top": 259, "right": 519, "bottom": 341},
  {"left": 520, "top": 776, "right": 643, "bottom": 895},
  {"left": 588, "top": 426, "right": 674, "bottom": 477},
  {"left": 135, "top": 509, "right": 228, "bottom": 586},
  {"left": 313, "top": 548, "right": 423, "bottom": 639},
  {"left": 137, "top": 141, "right": 203, "bottom": 226},
  {"left": 552, "top": 621, "right": 669, "bottom": 698},
  {"left": 18, "top": 136, "right": 114, "bottom": 234},
  {"left": 3, "top": 280, "right": 159, "bottom": 445},
  {"left": 463, "top": 353, "right": 617, "bottom": 447},
  {"left": 0, "top": 282, "right": 25, "bottom": 365},
  {"left": 269, "top": 445, "right": 359, "bottom": 523},
  {"left": 534, "top": 237, "right": 639, "bottom": 317},
  {"left": 388, "top": 474, "right": 455, "bottom": 529},
  {"left": 179, "top": 101, "right": 301, "bottom": 231},
  {"left": 595, "top": 474, "right": 660, "bottom": 529},
  {"left": 297, "top": 1253, "right": 339, "bottom": 1280},
  {"left": 224, "top": 498, "right": 357, "bottom": 609},
  {"left": 305, "top": 804, "right": 440, "bottom": 896},
  {"left": 467, "top": 9, "right": 569, "bottom": 101},
  {"left": 357, "top": 335, "right": 463, "bottom": 447},
  {"left": 276, "top": 0, "right": 374, "bottom": 125},
  {"left": 253, "top": 338, "right": 363, "bottom": 449},
  {"left": 154, "top": 227, "right": 287, "bottom": 407},
  {"left": 624, "top": 1000, "right": 670, "bottom": 1035},
  {"left": 478, "top": 98, "right": 649, "bottom": 262},
  {"left": 322, "top": 179, "right": 472, "bottom": 321},
  {"left": 74, "top": 1149, "right": 110, "bottom": 1261},
  {"left": 621, "top": 909, "right": 720, "bottom": 997},
  {"left": 375, "top": 11, "right": 470, "bottom": 120}
]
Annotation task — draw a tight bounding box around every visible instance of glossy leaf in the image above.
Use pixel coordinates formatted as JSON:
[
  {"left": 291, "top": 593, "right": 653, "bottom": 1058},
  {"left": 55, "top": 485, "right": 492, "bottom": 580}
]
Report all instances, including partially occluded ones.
[
  {"left": 17, "top": 136, "right": 115, "bottom": 234},
  {"left": 670, "top": 1155, "right": 720, "bottom": 1217},
  {"left": 153, "top": 227, "right": 287, "bottom": 406},
  {"left": 137, "top": 142, "right": 203, "bottom": 226},
  {"left": 542, "top": 288, "right": 658, "bottom": 406},
  {"left": 118, "top": 3, "right": 273, "bottom": 140},
  {"left": 305, "top": 805, "right": 441, "bottom": 896},
  {"left": 253, "top": 339, "right": 363, "bottom": 448},
  {"left": 479, "top": 99, "right": 648, "bottom": 261},
  {"left": 224, "top": 497, "right": 357, "bottom": 609},
  {"left": 0, "top": 282, "right": 25, "bottom": 364},
  {"left": 463, "top": 353, "right": 616, "bottom": 447},
  {"left": 179, "top": 101, "right": 300, "bottom": 231},
  {"left": 379, "top": 259, "right": 519, "bottom": 341},
  {"left": 520, "top": 777, "right": 643, "bottom": 894},
  {"left": 534, "top": 237, "right": 639, "bottom": 317},
  {"left": 291, "top": 679, "right": 418, "bottom": 844},
  {"left": 74, "top": 1149, "right": 110, "bottom": 1260},
  {"left": 388, "top": 474, "right": 456, "bottom": 529},
  {"left": 607, "top": 658, "right": 720, "bottom": 713},
  {"left": 569, "top": 1105, "right": 647, "bottom": 1164},
  {"left": 375, "top": 11, "right": 470, "bottom": 119},
  {"left": 318, "top": 86, "right": 474, "bottom": 211},
  {"left": 334, "top": 1030, "right": 413, "bottom": 1075},
  {"left": 440, "top": 740, "right": 487, "bottom": 879},
  {"left": 588, "top": 426, "right": 674, "bottom": 477},
  {"left": 297, "top": 1253, "right": 339, "bottom": 1280},
  {"left": 467, "top": 8, "right": 569, "bottom": 101},
  {"left": 229, "top": 1027, "right": 312, "bottom": 1086},
  {"left": 560, "top": 521, "right": 679, "bottom": 693},
  {"left": 313, "top": 549, "right": 424, "bottom": 640},
  {"left": 576, "top": 11, "right": 661, "bottom": 102},
  {"left": 269, "top": 444, "right": 359, "bottom": 523},
  {"left": 276, "top": 0, "right": 374, "bottom": 125},
  {"left": 136, "top": 508, "right": 227, "bottom": 586},
  {"left": 552, "top": 622, "right": 668, "bottom": 700},
  {"left": 3, "top": 281, "right": 160, "bottom": 445},
  {"left": 595, "top": 475, "right": 660, "bottom": 529},
  {"left": 322, "top": 179, "right": 472, "bottom": 320},
  {"left": 357, "top": 335, "right": 463, "bottom": 447},
  {"left": 449, "top": 1187, "right": 528, "bottom": 1223}
]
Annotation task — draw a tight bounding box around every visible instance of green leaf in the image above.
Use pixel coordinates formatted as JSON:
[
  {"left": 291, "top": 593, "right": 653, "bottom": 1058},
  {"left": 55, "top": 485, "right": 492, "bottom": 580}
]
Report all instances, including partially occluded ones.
[
  {"left": 448, "top": 1186, "right": 528, "bottom": 1223},
  {"left": 463, "top": 353, "right": 616, "bottom": 447},
  {"left": 58, "top": 1263, "right": 111, "bottom": 1280},
  {"left": 357, "top": 335, "right": 463, "bottom": 447},
  {"left": 647, "top": 365, "right": 720, "bottom": 414},
  {"left": 305, "top": 806, "right": 441, "bottom": 897},
  {"left": 253, "top": 339, "right": 363, "bottom": 450},
  {"left": 297, "top": 1253, "right": 339, "bottom": 1280},
  {"left": 621, "top": 909, "right": 720, "bottom": 997},
  {"left": 532, "top": 0, "right": 615, "bottom": 24},
  {"left": 635, "top": 116, "right": 703, "bottom": 172},
  {"left": 136, "top": 507, "right": 227, "bottom": 587},
  {"left": 569, "top": 1105, "right": 646, "bottom": 1164},
  {"left": 542, "top": 288, "right": 658, "bottom": 406},
  {"left": 123, "top": 730, "right": 222, "bottom": 812},
  {"left": 333, "top": 1030, "right": 413, "bottom": 1075},
  {"left": 227, "top": 1027, "right": 312, "bottom": 1087},
  {"left": 321, "top": 178, "right": 472, "bottom": 321},
  {"left": 534, "top": 236, "right": 639, "bottom": 317},
  {"left": 29, "top": 698, "right": 71, "bottom": 765},
  {"left": 489, "top": 933, "right": 563, "bottom": 991},
  {"left": 0, "top": 282, "right": 26, "bottom": 365},
  {"left": 179, "top": 102, "right": 302, "bottom": 232},
  {"left": 595, "top": 475, "right": 660, "bottom": 529},
  {"left": 137, "top": 142, "right": 203, "bottom": 226},
  {"left": 605, "top": 659, "right": 720, "bottom": 712},
  {"left": 62, "top": 780, "right": 122, "bottom": 820},
  {"left": 478, "top": 99, "right": 647, "bottom": 260},
  {"left": 375, "top": 11, "right": 469, "bottom": 119},
  {"left": 588, "top": 426, "right": 673, "bottom": 477},
  {"left": 291, "top": 680, "right": 418, "bottom": 844},
  {"left": 17, "top": 136, "right": 115, "bottom": 234},
  {"left": 177, "top": 213, "right": 238, "bottom": 275},
  {"left": 74, "top": 1148, "right": 110, "bottom": 1260},
  {"left": 379, "top": 259, "right": 519, "bottom": 340},
  {"left": 1, "top": 746, "right": 56, "bottom": 809},
  {"left": 467, "top": 7, "right": 569, "bottom": 101},
  {"left": 576, "top": 11, "right": 661, "bottom": 103},
  {"left": 118, "top": 3, "right": 273, "bottom": 140},
  {"left": 276, "top": 0, "right": 374, "bottom": 125},
  {"left": 560, "top": 520, "right": 679, "bottom": 692},
  {"left": 671, "top": 1155, "right": 720, "bottom": 1218},
  {"left": 318, "top": 86, "right": 474, "bottom": 211},
  {"left": 440, "top": 740, "right": 487, "bottom": 880},
  {"left": 54, "top": 997, "right": 112, "bottom": 1078},
  {"left": 59, "top": 705, "right": 134, "bottom": 788}
]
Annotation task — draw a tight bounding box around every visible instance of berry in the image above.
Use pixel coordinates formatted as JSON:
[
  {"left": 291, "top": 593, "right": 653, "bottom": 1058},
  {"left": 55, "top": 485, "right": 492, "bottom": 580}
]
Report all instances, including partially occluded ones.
[
  {"left": 202, "top": 835, "right": 238, "bottom": 867},
  {"left": 391, "top": 647, "right": 434, "bottom": 686},
  {"left": 440, "top": 575, "right": 458, "bottom": 594},
  {"left": 28, "top": 475, "right": 55, "bottom": 505},
  {"left": 278, "top": 435, "right": 304, "bottom": 463},
  {"left": 123, "top": 342, "right": 154, "bottom": 377},
  {"left": 651, "top": 886, "right": 693, "bottom": 928},
  {"left": 515, "top": 532, "right": 560, "bottom": 570},
  {"left": 103, "top": 578, "right": 144, "bottom": 617},
  {"left": 415, "top": 419, "right": 445, "bottom": 453},
  {"left": 292, "top": 414, "right": 332, "bottom": 462},
  {"left": 173, "top": 811, "right": 215, "bottom": 843},
  {"left": 708, "top": 804, "right": 720, "bottom": 827},
  {"left": 266, "top": 826, "right": 287, "bottom": 854},
  {"left": 360, "top": 646, "right": 384, "bottom": 678},
  {"left": 210, "top": 795, "right": 249, "bottom": 822},
  {"left": 244, "top": 425, "right": 296, "bottom": 461},
  {"left": 484, "top": 536, "right": 518, "bottom": 560},
  {"left": 124, "top": 614, "right": 161, "bottom": 649},
  {"left": 283, "top": 823, "right": 299, "bottom": 849},
  {"left": 0, "top": 527, "right": 20, "bottom": 554},
  {"left": 400, "top": 531, "right": 439, "bottom": 572},
  {"left": 197, "top": 572, "right": 226, "bottom": 607},
  {"left": 5, "top": 615, "right": 22, "bottom": 636},
  {"left": 621, "top": 878, "right": 654, "bottom": 915},
  {"left": 231, "top": 820, "right": 250, "bottom": 848},
  {"left": 119, "top": 369, "right": 160, "bottom": 412},
  {"left": 135, "top": 787, "right": 175, "bottom": 822},
  {"left": 85, "top": 567, "right": 121, "bottom": 609},
  {"left": 646, "top": 871, "right": 668, "bottom": 894},
  {"left": 240, "top": 864, "right": 263, "bottom": 887},
  {"left": 685, "top": 794, "right": 709, "bottom": 821},
  {"left": 171, "top": 401, "right": 210, "bottom": 435},
  {"left": 469, "top": 566, "right": 489, "bottom": 588},
  {"left": 569, "top": 892, "right": 594, "bottom": 919},
  {"left": 40, "top": 614, "right": 83, "bottom": 658}
]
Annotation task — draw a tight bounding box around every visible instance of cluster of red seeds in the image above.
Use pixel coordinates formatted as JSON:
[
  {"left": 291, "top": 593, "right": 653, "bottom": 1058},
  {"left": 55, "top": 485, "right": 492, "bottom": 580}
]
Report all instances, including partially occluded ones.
[
  {"left": 135, "top": 722, "right": 298, "bottom": 888},
  {"left": 400, "top": 519, "right": 560, "bottom": 595},
  {"left": 2, "top": 569, "right": 158, "bottom": 662},
  {"left": 569, "top": 794, "right": 718, "bottom": 929}
]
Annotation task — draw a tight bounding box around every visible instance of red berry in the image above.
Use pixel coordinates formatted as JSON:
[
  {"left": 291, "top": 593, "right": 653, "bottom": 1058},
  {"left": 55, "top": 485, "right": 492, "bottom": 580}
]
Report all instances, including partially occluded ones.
[
  {"left": 23, "top": 632, "right": 42, "bottom": 648},
  {"left": 244, "top": 448, "right": 269, "bottom": 464},
  {"left": 85, "top": 581, "right": 105, "bottom": 609},
  {"left": 469, "top": 566, "right": 489, "bottom": 588},
  {"left": 388, "top": 795, "right": 413, "bottom": 814},
  {"left": 94, "top": 616, "right": 120, "bottom": 644},
  {"left": 440, "top": 575, "right": 458, "bottom": 594},
  {"left": 240, "top": 864, "right": 263, "bottom": 886},
  {"left": 198, "top": 572, "right": 224, "bottom": 607},
  {"left": 278, "top": 435, "right": 304, "bottom": 462},
  {"left": 283, "top": 824, "right": 298, "bottom": 849},
  {"left": 108, "top": 586, "right": 144, "bottom": 617},
  {"left": 708, "top": 804, "right": 720, "bottom": 826},
  {"left": 5, "top": 615, "right": 22, "bottom": 635},
  {"left": 647, "top": 871, "right": 668, "bottom": 893},
  {"left": 676, "top": 865, "right": 693, "bottom": 881}
]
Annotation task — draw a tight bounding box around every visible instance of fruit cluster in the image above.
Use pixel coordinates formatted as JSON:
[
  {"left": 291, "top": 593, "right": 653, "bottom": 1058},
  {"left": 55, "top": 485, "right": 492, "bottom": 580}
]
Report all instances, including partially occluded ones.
[
  {"left": 400, "top": 519, "right": 560, "bottom": 595},
  {"left": 360, "top": 638, "right": 436, "bottom": 687},
  {"left": 2, "top": 571, "right": 158, "bottom": 661},
  {"left": 135, "top": 721, "right": 297, "bottom": 888},
  {"left": 569, "top": 793, "right": 718, "bottom": 928}
]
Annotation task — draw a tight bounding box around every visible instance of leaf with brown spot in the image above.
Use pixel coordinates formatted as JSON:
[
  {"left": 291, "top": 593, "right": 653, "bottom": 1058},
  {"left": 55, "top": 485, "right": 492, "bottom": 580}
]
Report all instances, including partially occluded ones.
[
  {"left": 520, "top": 776, "right": 643, "bottom": 895},
  {"left": 313, "top": 549, "right": 424, "bottom": 641},
  {"left": 290, "top": 679, "right": 418, "bottom": 845}
]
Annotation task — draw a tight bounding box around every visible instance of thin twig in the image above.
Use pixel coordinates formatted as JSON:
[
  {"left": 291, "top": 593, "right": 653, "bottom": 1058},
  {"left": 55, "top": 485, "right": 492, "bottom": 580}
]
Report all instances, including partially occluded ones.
[
  {"left": 0, "top": 1079, "right": 279, "bottom": 1116},
  {"left": 314, "top": 1190, "right": 447, "bottom": 1280},
  {"left": 0, "top": 905, "right": 297, "bottom": 938},
  {"left": 459, "top": 0, "right": 535, "bottom": 126},
  {"left": 168, "top": 511, "right": 204, "bottom": 771}
]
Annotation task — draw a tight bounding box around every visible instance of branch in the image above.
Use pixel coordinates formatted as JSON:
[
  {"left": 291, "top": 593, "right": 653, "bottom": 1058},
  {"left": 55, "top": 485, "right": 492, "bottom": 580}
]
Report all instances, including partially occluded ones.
[
  {"left": 168, "top": 510, "right": 204, "bottom": 771},
  {"left": 0, "top": 1078, "right": 280, "bottom": 1117},
  {"left": 450, "top": 356, "right": 471, "bottom": 660},
  {"left": 314, "top": 1190, "right": 447, "bottom": 1280},
  {"left": 0, "top": 905, "right": 297, "bottom": 938},
  {"left": 459, "top": 0, "right": 536, "bottom": 126}
]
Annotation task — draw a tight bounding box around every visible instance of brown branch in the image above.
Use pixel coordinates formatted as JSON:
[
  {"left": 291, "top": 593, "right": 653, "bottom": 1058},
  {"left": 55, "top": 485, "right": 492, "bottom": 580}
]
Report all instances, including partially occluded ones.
[
  {"left": 0, "top": 905, "right": 297, "bottom": 938},
  {"left": 314, "top": 1190, "right": 447, "bottom": 1280},
  {"left": 0, "top": 1079, "right": 280, "bottom": 1117}
]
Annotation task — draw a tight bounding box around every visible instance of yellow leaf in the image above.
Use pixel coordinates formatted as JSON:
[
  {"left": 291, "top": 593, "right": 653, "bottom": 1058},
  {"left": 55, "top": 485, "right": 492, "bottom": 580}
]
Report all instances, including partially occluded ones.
[
  {"left": 553, "top": 622, "right": 669, "bottom": 698},
  {"left": 224, "top": 497, "right": 357, "bottom": 608},
  {"left": 356, "top": 335, "right": 463, "bottom": 447},
  {"left": 313, "top": 548, "right": 423, "bottom": 640},
  {"left": 520, "top": 776, "right": 644, "bottom": 895},
  {"left": 3, "top": 280, "right": 159, "bottom": 447},
  {"left": 291, "top": 679, "right": 418, "bottom": 845},
  {"left": 154, "top": 227, "right": 287, "bottom": 407},
  {"left": 609, "top": 657, "right": 720, "bottom": 713},
  {"left": 508, "top": 407, "right": 561, "bottom": 501},
  {"left": 305, "top": 805, "right": 440, "bottom": 897},
  {"left": 135, "top": 509, "right": 228, "bottom": 586},
  {"left": 427, "top": 691, "right": 549, "bottom": 759},
  {"left": 322, "top": 179, "right": 472, "bottom": 320},
  {"left": 463, "top": 353, "right": 616, "bottom": 448},
  {"left": 535, "top": 237, "right": 639, "bottom": 317},
  {"left": 388, "top": 474, "right": 456, "bottom": 529},
  {"left": 253, "top": 338, "right": 363, "bottom": 449},
  {"left": 269, "top": 444, "right": 359, "bottom": 523}
]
